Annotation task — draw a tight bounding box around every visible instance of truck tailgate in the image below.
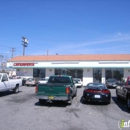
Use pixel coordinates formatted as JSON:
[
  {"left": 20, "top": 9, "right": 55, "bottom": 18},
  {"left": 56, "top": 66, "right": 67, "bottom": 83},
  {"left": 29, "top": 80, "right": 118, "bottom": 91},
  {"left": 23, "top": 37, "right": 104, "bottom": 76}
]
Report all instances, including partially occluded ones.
[{"left": 37, "top": 83, "right": 68, "bottom": 96}]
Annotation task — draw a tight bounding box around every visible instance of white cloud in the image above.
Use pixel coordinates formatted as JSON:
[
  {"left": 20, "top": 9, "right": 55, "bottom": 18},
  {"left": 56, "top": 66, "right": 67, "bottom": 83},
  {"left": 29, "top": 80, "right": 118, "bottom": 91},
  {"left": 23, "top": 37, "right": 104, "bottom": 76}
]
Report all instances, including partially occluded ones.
[
  {"left": 27, "top": 32, "right": 130, "bottom": 55},
  {"left": 47, "top": 32, "right": 130, "bottom": 54}
]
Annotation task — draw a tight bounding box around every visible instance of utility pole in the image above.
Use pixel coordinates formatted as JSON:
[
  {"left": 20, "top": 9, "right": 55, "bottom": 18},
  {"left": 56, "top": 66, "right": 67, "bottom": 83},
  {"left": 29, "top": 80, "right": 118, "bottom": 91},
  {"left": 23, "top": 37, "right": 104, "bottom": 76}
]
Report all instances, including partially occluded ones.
[
  {"left": 10, "top": 48, "right": 16, "bottom": 58},
  {"left": 22, "top": 36, "right": 29, "bottom": 56}
]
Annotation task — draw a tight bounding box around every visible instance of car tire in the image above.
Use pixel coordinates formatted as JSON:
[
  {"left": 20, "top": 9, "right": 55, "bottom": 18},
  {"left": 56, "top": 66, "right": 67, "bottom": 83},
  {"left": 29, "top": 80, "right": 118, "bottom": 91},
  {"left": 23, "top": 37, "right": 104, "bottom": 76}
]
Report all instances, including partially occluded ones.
[
  {"left": 127, "top": 98, "right": 130, "bottom": 110},
  {"left": 107, "top": 100, "right": 111, "bottom": 105},
  {"left": 116, "top": 91, "right": 120, "bottom": 100},
  {"left": 82, "top": 96, "right": 86, "bottom": 104},
  {"left": 39, "top": 99, "right": 45, "bottom": 104},
  {"left": 13, "top": 85, "right": 19, "bottom": 93}
]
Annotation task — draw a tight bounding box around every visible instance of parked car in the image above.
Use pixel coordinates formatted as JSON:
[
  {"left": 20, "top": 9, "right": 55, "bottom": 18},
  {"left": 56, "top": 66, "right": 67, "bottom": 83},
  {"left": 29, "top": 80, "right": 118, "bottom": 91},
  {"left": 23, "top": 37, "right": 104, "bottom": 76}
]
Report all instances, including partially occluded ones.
[
  {"left": 35, "top": 75, "right": 77, "bottom": 105},
  {"left": 0, "top": 73, "right": 22, "bottom": 93},
  {"left": 73, "top": 78, "right": 83, "bottom": 88},
  {"left": 116, "top": 76, "right": 130, "bottom": 110},
  {"left": 22, "top": 77, "right": 30, "bottom": 86},
  {"left": 106, "top": 78, "right": 117, "bottom": 88},
  {"left": 25, "top": 78, "right": 38, "bottom": 86},
  {"left": 82, "top": 82, "right": 111, "bottom": 104},
  {"left": 38, "top": 77, "right": 49, "bottom": 84}
]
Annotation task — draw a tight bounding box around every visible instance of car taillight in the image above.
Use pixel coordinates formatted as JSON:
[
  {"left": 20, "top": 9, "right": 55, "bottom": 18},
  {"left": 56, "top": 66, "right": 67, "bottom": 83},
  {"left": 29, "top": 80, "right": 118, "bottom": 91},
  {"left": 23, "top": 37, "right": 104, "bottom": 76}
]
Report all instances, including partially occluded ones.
[
  {"left": 66, "top": 87, "right": 70, "bottom": 94},
  {"left": 101, "top": 90, "right": 110, "bottom": 94},
  {"left": 35, "top": 86, "right": 38, "bottom": 93},
  {"left": 85, "top": 89, "right": 102, "bottom": 93},
  {"left": 86, "top": 89, "right": 95, "bottom": 92}
]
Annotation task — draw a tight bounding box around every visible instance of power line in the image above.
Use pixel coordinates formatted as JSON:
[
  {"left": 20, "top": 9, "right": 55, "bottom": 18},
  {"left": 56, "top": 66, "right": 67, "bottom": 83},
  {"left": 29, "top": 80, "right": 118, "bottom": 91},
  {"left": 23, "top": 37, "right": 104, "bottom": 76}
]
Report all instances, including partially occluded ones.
[{"left": 0, "top": 44, "right": 12, "bottom": 48}]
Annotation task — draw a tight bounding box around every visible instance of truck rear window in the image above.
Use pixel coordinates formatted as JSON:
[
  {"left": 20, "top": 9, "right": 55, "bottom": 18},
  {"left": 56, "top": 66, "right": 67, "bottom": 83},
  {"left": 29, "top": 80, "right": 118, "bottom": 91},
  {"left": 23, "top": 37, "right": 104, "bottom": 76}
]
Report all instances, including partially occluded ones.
[{"left": 48, "top": 77, "right": 71, "bottom": 83}]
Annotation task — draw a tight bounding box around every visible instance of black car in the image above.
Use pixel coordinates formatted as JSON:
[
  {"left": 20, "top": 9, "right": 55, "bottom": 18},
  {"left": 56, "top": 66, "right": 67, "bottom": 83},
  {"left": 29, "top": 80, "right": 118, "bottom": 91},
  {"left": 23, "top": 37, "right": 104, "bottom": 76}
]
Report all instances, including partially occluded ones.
[
  {"left": 116, "top": 77, "right": 130, "bottom": 110},
  {"left": 82, "top": 83, "right": 111, "bottom": 104},
  {"left": 106, "top": 78, "right": 117, "bottom": 88}
]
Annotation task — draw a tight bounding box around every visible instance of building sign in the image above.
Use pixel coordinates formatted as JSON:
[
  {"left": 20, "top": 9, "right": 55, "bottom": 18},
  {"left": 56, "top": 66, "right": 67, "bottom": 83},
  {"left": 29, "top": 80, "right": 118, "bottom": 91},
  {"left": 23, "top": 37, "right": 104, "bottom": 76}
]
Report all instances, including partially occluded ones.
[{"left": 13, "top": 63, "right": 34, "bottom": 66}]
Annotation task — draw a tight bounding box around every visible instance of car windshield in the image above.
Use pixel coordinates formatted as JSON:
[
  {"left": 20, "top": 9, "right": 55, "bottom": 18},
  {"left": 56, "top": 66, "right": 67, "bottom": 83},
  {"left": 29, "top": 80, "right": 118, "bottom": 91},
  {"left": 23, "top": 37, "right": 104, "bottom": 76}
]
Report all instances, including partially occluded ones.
[
  {"left": 107, "top": 79, "right": 116, "bottom": 82},
  {"left": 73, "top": 78, "right": 80, "bottom": 81},
  {"left": 87, "top": 83, "right": 105, "bottom": 89},
  {"left": 23, "top": 78, "right": 27, "bottom": 80},
  {"left": 27, "top": 78, "right": 34, "bottom": 81},
  {"left": 74, "top": 79, "right": 80, "bottom": 82},
  {"left": 48, "top": 77, "right": 71, "bottom": 83}
]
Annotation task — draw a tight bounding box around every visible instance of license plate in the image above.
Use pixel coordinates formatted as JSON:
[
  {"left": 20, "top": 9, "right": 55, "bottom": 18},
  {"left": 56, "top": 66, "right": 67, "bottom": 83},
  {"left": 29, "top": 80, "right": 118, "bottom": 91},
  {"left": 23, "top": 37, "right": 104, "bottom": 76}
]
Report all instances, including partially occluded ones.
[
  {"left": 94, "top": 95, "right": 101, "bottom": 98},
  {"left": 48, "top": 96, "right": 54, "bottom": 100}
]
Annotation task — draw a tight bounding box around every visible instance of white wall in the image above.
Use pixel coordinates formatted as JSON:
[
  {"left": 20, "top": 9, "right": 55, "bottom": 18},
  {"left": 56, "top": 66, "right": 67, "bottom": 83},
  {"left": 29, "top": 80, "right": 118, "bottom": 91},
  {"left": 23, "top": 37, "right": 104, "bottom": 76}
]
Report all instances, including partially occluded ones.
[
  {"left": 83, "top": 68, "right": 93, "bottom": 86},
  {"left": 16, "top": 68, "right": 33, "bottom": 77},
  {"left": 7, "top": 61, "right": 130, "bottom": 68},
  {"left": 101, "top": 68, "right": 105, "bottom": 84},
  {"left": 46, "top": 68, "right": 54, "bottom": 78}
]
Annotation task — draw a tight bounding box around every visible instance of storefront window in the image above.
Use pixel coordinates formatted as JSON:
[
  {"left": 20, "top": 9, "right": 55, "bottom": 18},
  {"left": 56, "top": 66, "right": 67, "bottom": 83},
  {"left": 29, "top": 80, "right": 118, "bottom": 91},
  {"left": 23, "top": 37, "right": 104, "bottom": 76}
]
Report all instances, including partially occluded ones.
[
  {"left": 93, "top": 68, "right": 102, "bottom": 83},
  {"left": 55, "top": 69, "right": 62, "bottom": 75},
  {"left": 105, "top": 68, "right": 123, "bottom": 81},
  {"left": 33, "top": 68, "right": 45, "bottom": 78},
  {"left": 55, "top": 68, "right": 83, "bottom": 80}
]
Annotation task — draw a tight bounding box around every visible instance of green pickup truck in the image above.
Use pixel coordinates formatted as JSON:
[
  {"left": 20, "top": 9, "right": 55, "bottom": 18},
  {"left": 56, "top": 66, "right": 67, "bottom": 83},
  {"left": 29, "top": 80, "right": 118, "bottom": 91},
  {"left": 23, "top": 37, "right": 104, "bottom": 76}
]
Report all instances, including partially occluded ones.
[{"left": 35, "top": 75, "right": 77, "bottom": 105}]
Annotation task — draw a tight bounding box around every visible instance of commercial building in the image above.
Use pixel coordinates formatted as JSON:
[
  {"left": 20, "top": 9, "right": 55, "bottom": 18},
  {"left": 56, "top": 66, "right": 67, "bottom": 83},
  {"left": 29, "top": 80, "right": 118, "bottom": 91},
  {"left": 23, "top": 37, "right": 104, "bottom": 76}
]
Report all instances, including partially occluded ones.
[{"left": 7, "top": 54, "right": 130, "bottom": 86}]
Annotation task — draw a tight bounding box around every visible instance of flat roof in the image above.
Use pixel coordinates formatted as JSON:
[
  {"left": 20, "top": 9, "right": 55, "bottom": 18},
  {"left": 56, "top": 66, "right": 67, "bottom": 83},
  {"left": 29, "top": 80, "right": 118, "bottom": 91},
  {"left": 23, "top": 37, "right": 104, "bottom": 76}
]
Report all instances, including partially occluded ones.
[{"left": 8, "top": 54, "right": 130, "bottom": 62}]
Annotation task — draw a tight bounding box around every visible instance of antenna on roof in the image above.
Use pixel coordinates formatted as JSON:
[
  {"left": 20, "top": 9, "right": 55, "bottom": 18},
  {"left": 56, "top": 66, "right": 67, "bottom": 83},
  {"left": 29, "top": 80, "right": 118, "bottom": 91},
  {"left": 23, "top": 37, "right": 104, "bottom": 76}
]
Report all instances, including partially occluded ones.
[{"left": 47, "top": 50, "right": 49, "bottom": 55}]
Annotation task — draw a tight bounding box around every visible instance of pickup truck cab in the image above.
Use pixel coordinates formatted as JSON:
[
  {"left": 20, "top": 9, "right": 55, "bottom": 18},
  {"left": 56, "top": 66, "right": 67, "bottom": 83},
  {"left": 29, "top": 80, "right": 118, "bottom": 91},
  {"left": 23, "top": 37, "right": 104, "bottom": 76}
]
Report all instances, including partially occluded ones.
[
  {"left": 0, "top": 73, "right": 22, "bottom": 93},
  {"left": 35, "top": 75, "right": 77, "bottom": 105},
  {"left": 116, "top": 76, "right": 130, "bottom": 110}
]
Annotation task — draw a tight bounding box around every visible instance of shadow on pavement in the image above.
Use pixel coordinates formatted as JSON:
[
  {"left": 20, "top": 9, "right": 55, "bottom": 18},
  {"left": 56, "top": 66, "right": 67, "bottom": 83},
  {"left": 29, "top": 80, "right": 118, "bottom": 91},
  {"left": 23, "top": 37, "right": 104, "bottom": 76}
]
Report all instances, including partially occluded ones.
[
  {"left": 80, "top": 96, "right": 109, "bottom": 105},
  {"left": 112, "top": 96, "right": 130, "bottom": 113},
  {"left": 0, "top": 91, "right": 22, "bottom": 97},
  {"left": 35, "top": 100, "right": 68, "bottom": 107}
]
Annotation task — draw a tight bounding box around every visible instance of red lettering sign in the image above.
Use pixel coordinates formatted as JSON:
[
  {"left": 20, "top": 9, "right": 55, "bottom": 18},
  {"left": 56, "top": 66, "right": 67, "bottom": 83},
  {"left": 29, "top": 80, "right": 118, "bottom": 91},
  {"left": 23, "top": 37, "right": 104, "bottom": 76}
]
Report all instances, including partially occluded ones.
[{"left": 13, "top": 63, "right": 34, "bottom": 66}]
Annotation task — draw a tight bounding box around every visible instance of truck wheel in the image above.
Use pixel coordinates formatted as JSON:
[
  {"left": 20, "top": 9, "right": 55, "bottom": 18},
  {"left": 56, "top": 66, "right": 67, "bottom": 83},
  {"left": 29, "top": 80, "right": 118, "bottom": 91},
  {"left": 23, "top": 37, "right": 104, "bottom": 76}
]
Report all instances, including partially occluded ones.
[
  {"left": 13, "top": 85, "right": 19, "bottom": 93},
  {"left": 68, "top": 97, "right": 72, "bottom": 105},
  {"left": 74, "top": 89, "right": 77, "bottom": 97},
  {"left": 39, "top": 99, "right": 45, "bottom": 104},
  {"left": 127, "top": 98, "right": 130, "bottom": 110}
]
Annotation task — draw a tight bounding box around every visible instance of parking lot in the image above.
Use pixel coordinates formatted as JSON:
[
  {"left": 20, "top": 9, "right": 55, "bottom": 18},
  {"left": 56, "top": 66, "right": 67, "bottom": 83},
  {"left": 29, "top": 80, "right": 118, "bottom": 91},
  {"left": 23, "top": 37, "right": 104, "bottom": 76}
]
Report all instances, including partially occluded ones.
[{"left": 0, "top": 86, "right": 130, "bottom": 130}]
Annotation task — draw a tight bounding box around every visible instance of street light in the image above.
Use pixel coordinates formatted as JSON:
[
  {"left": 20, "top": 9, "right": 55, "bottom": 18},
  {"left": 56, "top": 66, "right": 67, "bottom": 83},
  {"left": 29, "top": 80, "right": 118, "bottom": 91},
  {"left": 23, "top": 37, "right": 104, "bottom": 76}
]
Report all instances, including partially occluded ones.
[{"left": 22, "top": 36, "right": 29, "bottom": 56}]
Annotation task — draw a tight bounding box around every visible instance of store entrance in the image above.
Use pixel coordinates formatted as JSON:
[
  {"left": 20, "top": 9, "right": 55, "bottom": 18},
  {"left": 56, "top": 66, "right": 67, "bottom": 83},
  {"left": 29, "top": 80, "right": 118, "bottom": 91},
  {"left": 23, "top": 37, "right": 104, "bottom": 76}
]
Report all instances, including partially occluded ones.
[
  {"left": 93, "top": 68, "right": 102, "bottom": 83},
  {"left": 55, "top": 68, "right": 83, "bottom": 81},
  {"left": 33, "top": 68, "right": 45, "bottom": 78}
]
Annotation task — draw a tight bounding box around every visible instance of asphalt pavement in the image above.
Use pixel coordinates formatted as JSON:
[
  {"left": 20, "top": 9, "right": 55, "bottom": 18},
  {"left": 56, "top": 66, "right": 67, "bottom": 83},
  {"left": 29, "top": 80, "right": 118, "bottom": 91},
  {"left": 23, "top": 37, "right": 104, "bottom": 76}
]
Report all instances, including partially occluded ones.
[{"left": 0, "top": 86, "right": 130, "bottom": 130}]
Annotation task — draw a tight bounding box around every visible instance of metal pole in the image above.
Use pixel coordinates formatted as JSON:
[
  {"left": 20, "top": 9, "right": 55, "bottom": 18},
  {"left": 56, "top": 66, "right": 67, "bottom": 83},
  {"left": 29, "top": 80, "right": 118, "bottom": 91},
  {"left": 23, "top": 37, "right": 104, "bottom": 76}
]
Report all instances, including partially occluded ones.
[
  {"left": 22, "top": 37, "right": 28, "bottom": 56},
  {"left": 23, "top": 43, "right": 25, "bottom": 56}
]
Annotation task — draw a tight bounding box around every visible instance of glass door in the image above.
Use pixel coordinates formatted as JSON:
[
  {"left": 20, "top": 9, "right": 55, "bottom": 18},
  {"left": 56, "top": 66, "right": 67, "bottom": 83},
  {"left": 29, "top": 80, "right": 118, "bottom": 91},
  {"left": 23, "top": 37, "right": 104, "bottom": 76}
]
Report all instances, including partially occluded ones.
[{"left": 93, "top": 68, "right": 102, "bottom": 83}]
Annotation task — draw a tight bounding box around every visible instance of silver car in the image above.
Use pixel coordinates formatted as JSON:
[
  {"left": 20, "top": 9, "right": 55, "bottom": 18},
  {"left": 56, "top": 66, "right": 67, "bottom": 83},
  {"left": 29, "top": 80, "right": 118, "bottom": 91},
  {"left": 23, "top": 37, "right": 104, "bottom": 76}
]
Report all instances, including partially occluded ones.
[
  {"left": 106, "top": 78, "right": 117, "bottom": 88},
  {"left": 25, "top": 78, "right": 38, "bottom": 86},
  {"left": 73, "top": 78, "right": 83, "bottom": 88},
  {"left": 38, "top": 78, "right": 49, "bottom": 84}
]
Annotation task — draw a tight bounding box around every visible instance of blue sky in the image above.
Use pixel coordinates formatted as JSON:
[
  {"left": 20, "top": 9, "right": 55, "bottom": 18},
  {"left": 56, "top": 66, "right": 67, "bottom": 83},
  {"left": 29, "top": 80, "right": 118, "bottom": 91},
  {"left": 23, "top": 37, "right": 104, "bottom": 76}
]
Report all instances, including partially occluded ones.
[{"left": 0, "top": 0, "right": 130, "bottom": 58}]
